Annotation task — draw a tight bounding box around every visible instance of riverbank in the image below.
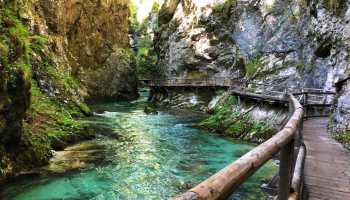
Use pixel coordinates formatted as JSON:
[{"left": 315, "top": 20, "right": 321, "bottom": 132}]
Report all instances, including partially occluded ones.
[{"left": 149, "top": 88, "right": 288, "bottom": 144}]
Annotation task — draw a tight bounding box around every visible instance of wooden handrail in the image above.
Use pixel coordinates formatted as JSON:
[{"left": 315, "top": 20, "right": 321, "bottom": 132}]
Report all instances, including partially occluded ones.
[
  {"left": 290, "top": 143, "right": 306, "bottom": 199},
  {"left": 171, "top": 94, "right": 304, "bottom": 200}
]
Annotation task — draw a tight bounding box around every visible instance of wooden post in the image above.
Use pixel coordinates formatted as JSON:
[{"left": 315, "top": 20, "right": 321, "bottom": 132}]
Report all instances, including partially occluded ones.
[
  {"left": 278, "top": 139, "right": 295, "bottom": 200},
  {"left": 280, "top": 96, "right": 295, "bottom": 200},
  {"left": 304, "top": 92, "right": 308, "bottom": 118}
]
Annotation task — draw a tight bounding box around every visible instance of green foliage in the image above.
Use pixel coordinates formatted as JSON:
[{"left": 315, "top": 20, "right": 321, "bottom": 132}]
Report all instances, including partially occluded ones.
[
  {"left": 29, "top": 82, "right": 90, "bottom": 147},
  {"left": 152, "top": 1, "right": 161, "bottom": 12},
  {"left": 129, "top": 1, "right": 162, "bottom": 77},
  {"left": 29, "top": 35, "right": 48, "bottom": 52},
  {"left": 136, "top": 36, "right": 160, "bottom": 77},
  {"left": 187, "top": 71, "right": 209, "bottom": 79},
  {"left": 245, "top": 55, "right": 262, "bottom": 78},
  {"left": 128, "top": 1, "right": 139, "bottom": 33},
  {"left": 0, "top": 5, "right": 93, "bottom": 172},
  {"left": 297, "top": 60, "right": 315, "bottom": 73},
  {"left": 296, "top": 62, "right": 305, "bottom": 72},
  {"left": 213, "top": 0, "right": 237, "bottom": 21},
  {"left": 16, "top": 124, "right": 52, "bottom": 167},
  {"left": 335, "top": 131, "right": 350, "bottom": 150},
  {"left": 199, "top": 95, "right": 276, "bottom": 143},
  {"left": 0, "top": 39, "right": 9, "bottom": 57}
]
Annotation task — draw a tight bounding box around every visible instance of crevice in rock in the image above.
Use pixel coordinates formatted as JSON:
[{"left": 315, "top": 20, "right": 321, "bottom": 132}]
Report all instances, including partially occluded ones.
[{"left": 314, "top": 42, "right": 332, "bottom": 58}]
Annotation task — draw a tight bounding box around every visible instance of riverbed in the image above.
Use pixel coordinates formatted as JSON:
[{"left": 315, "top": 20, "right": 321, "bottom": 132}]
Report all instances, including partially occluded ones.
[{"left": 0, "top": 91, "right": 277, "bottom": 200}]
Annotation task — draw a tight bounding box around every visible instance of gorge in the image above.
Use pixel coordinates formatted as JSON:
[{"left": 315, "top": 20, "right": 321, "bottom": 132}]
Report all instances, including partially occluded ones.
[{"left": 0, "top": 0, "right": 350, "bottom": 199}]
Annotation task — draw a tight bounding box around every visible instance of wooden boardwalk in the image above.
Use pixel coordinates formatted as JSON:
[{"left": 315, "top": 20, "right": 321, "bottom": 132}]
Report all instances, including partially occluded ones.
[
  {"left": 303, "top": 118, "right": 350, "bottom": 200},
  {"left": 142, "top": 78, "right": 349, "bottom": 200}
]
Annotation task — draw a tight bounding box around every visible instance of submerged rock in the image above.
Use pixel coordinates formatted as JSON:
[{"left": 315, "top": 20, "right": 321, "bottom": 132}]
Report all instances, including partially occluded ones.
[
  {"left": 144, "top": 105, "right": 158, "bottom": 115},
  {"left": 44, "top": 142, "right": 107, "bottom": 174}
]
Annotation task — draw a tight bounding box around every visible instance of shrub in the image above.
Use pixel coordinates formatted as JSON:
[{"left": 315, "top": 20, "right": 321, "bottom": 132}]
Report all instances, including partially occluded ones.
[
  {"left": 213, "top": 0, "right": 237, "bottom": 21},
  {"left": 335, "top": 131, "right": 350, "bottom": 149},
  {"left": 136, "top": 36, "right": 160, "bottom": 77},
  {"left": 199, "top": 95, "right": 276, "bottom": 143},
  {"left": 245, "top": 55, "right": 262, "bottom": 78}
]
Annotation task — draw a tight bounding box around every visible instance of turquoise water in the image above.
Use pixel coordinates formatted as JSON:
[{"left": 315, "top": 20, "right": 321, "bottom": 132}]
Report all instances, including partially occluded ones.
[{"left": 0, "top": 91, "right": 277, "bottom": 200}]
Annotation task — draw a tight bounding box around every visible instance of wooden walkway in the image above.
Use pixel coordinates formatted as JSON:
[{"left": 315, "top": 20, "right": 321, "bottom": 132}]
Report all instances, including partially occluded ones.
[
  {"left": 141, "top": 78, "right": 336, "bottom": 106},
  {"left": 303, "top": 118, "right": 350, "bottom": 200},
  {"left": 142, "top": 78, "right": 349, "bottom": 200}
]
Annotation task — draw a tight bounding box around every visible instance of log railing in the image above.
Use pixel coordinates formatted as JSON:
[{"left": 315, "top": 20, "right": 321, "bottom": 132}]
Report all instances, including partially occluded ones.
[
  {"left": 140, "top": 78, "right": 335, "bottom": 199},
  {"left": 171, "top": 94, "right": 305, "bottom": 200}
]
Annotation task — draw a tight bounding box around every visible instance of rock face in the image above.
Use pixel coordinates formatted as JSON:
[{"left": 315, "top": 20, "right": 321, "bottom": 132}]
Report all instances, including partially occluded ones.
[
  {"left": 332, "top": 79, "right": 350, "bottom": 134},
  {"left": 0, "top": 0, "right": 136, "bottom": 183},
  {"left": 24, "top": 0, "right": 138, "bottom": 101},
  {"left": 0, "top": 65, "right": 31, "bottom": 182},
  {"left": 155, "top": 0, "right": 350, "bottom": 141}
]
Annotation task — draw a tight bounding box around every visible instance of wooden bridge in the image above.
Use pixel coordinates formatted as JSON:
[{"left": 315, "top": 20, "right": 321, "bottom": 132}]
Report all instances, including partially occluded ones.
[
  {"left": 140, "top": 78, "right": 350, "bottom": 200},
  {"left": 139, "top": 78, "right": 335, "bottom": 108}
]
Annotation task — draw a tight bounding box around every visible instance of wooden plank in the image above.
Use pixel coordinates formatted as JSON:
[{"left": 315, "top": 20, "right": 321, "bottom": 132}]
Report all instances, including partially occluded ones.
[{"left": 303, "top": 118, "right": 350, "bottom": 200}]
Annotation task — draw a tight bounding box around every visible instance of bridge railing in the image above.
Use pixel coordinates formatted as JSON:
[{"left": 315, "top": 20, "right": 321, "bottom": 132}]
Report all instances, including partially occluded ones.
[
  {"left": 140, "top": 79, "right": 335, "bottom": 104},
  {"left": 171, "top": 94, "right": 305, "bottom": 200},
  {"left": 292, "top": 90, "right": 336, "bottom": 118},
  {"left": 139, "top": 78, "right": 242, "bottom": 87}
]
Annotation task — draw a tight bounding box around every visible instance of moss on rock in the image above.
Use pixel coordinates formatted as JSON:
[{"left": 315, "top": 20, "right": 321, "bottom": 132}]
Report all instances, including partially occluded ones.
[
  {"left": 0, "top": 4, "right": 94, "bottom": 183},
  {"left": 199, "top": 96, "right": 277, "bottom": 143},
  {"left": 335, "top": 130, "right": 350, "bottom": 150}
]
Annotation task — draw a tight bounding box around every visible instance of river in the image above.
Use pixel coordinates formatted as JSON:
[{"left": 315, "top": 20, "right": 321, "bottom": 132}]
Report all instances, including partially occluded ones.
[{"left": 0, "top": 91, "right": 277, "bottom": 200}]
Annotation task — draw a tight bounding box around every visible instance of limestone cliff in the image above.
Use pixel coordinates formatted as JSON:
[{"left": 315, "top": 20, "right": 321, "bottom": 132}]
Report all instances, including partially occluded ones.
[{"left": 155, "top": 0, "right": 350, "bottom": 145}]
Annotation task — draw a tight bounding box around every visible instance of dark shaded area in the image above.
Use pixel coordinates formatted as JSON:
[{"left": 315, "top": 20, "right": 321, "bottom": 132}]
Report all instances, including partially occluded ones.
[{"left": 314, "top": 42, "right": 332, "bottom": 58}]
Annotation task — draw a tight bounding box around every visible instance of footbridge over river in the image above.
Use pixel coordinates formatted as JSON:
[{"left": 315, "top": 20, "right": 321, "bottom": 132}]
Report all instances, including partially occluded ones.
[{"left": 140, "top": 78, "right": 350, "bottom": 200}]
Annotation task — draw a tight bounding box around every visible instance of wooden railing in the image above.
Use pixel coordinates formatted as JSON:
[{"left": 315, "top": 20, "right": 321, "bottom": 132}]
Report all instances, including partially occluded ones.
[
  {"left": 293, "top": 90, "right": 336, "bottom": 118},
  {"left": 141, "top": 78, "right": 336, "bottom": 114},
  {"left": 171, "top": 94, "right": 305, "bottom": 200},
  {"left": 139, "top": 78, "right": 240, "bottom": 87},
  {"left": 140, "top": 78, "right": 335, "bottom": 199}
]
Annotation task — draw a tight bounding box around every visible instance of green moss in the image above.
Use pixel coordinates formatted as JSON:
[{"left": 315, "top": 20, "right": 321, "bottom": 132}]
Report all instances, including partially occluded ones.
[
  {"left": 296, "top": 62, "right": 305, "bottom": 72},
  {"left": 0, "top": 5, "right": 94, "bottom": 175},
  {"left": 245, "top": 55, "right": 262, "bottom": 78},
  {"left": 29, "top": 82, "right": 90, "bottom": 148},
  {"left": 199, "top": 96, "right": 276, "bottom": 143},
  {"left": 29, "top": 35, "right": 48, "bottom": 52},
  {"left": 17, "top": 123, "right": 52, "bottom": 168},
  {"left": 335, "top": 131, "right": 350, "bottom": 149},
  {"left": 187, "top": 71, "right": 209, "bottom": 79},
  {"left": 77, "top": 102, "right": 92, "bottom": 116},
  {"left": 0, "top": 40, "right": 9, "bottom": 57},
  {"left": 144, "top": 103, "right": 158, "bottom": 114}
]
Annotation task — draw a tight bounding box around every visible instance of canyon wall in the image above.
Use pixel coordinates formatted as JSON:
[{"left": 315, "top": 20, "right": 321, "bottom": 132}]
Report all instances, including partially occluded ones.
[
  {"left": 155, "top": 0, "right": 350, "bottom": 144},
  {"left": 0, "top": 0, "right": 136, "bottom": 182},
  {"left": 24, "top": 0, "right": 138, "bottom": 101}
]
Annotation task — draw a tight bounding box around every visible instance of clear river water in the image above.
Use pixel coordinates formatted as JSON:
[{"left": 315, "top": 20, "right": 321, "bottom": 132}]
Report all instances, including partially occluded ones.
[{"left": 0, "top": 91, "right": 277, "bottom": 200}]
